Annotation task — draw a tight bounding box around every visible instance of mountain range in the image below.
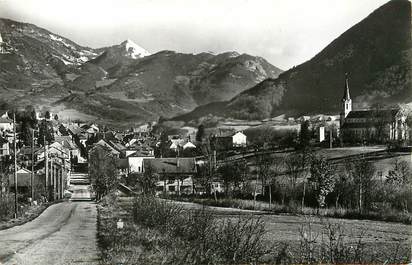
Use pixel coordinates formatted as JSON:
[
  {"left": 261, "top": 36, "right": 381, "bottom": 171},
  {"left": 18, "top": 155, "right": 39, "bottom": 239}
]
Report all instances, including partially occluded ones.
[
  {"left": 0, "top": 18, "right": 282, "bottom": 126},
  {"left": 174, "top": 0, "right": 412, "bottom": 123},
  {"left": 0, "top": 0, "right": 410, "bottom": 127}
]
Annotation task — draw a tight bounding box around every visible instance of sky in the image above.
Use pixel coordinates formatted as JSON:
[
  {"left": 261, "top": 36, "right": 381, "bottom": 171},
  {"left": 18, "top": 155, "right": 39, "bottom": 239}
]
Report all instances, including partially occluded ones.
[{"left": 0, "top": 0, "right": 389, "bottom": 70}]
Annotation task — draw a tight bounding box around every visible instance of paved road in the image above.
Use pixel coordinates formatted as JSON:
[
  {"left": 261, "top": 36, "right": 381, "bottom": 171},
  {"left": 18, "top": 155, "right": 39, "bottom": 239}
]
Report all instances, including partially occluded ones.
[
  {"left": 69, "top": 184, "right": 94, "bottom": 201},
  {"left": 0, "top": 200, "right": 99, "bottom": 264}
]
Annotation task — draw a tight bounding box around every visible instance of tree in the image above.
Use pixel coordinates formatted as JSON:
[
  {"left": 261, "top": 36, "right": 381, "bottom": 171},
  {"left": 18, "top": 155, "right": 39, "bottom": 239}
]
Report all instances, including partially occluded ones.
[
  {"left": 54, "top": 114, "right": 59, "bottom": 121},
  {"left": 195, "top": 136, "right": 215, "bottom": 196},
  {"left": 333, "top": 161, "right": 352, "bottom": 208},
  {"left": 284, "top": 149, "right": 312, "bottom": 190},
  {"left": 298, "top": 120, "right": 311, "bottom": 150},
  {"left": 157, "top": 132, "right": 170, "bottom": 158},
  {"left": 20, "top": 120, "right": 34, "bottom": 146},
  {"left": 195, "top": 124, "right": 205, "bottom": 143},
  {"left": 89, "top": 145, "right": 119, "bottom": 200},
  {"left": 255, "top": 154, "right": 275, "bottom": 196},
  {"left": 346, "top": 158, "right": 375, "bottom": 212},
  {"left": 0, "top": 156, "right": 13, "bottom": 198},
  {"left": 309, "top": 156, "right": 336, "bottom": 208},
  {"left": 266, "top": 156, "right": 283, "bottom": 209},
  {"left": 38, "top": 119, "right": 54, "bottom": 146},
  {"left": 386, "top": 158, "right": 410, "bottom": 187},
  {"left": 217, "top": 160, "right": 247, "bottom": 197},
  {"left": 13, "top": 107, "right": 38, "bottom": 146},
  {"left": 45, "top": 111, "right": 51, "bottom": 120},
  {"left": 136, "top": 165, "right": 157, "bottom": 195}
]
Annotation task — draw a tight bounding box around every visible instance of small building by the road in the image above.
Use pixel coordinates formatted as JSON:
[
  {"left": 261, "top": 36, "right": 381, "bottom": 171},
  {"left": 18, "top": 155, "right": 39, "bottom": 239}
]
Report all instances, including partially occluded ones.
[
  {"left": 143, "top": 157, "right": 197, "bottom": 194},
  {"left": 9, "top": 168, "right": 45, "bottom": 196}
]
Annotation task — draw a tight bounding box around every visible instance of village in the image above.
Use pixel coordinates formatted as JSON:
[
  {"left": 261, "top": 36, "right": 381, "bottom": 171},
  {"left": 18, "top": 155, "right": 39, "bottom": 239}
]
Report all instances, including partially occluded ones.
[
  {"left": 0, "top": 76, "right": 411, "bottom": 265},
  {"left": 0, "top": 76, "right": 410, "bottom": 205},
  {"left": 0, "top": 0, "right": 411, "bottom": 264},
  {"left": 0, "top": 76, "right": 411, "bottom": 212},
  {"left": 0, "top": 78, "right": 411, "bottom": 264}
]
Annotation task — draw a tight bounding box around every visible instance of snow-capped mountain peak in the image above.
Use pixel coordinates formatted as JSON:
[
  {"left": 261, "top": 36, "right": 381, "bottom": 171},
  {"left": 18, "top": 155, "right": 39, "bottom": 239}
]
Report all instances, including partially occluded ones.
[{"left": 120, "top": 39, "right": 150, "bottom": 59}]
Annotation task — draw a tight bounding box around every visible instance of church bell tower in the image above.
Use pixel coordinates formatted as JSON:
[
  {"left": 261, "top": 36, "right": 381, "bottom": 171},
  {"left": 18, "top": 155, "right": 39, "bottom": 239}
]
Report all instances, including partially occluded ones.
[{"left": 340, "top": 73, "right": 352, "bottom": 125}]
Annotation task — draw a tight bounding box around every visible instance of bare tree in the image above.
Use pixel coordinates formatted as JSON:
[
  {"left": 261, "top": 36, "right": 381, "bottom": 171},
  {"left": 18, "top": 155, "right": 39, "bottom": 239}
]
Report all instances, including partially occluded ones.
[
  {"left": 268, "top": 157, "right": 283, "bottom": 209},
  {"left": 284, "top": 149, "right": 312, "bottom": 208},
  {"left": 346, "top": 158, "right": 375, "bottom": 212},
  {"left": 255, "top": 154, "right": 272, "bottom": 196}
]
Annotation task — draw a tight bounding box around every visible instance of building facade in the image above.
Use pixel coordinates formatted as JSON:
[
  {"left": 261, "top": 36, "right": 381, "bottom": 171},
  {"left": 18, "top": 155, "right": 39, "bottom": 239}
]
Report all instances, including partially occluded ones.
[{"left": 340, "top": 75, "right": 409, "bottom": 143}]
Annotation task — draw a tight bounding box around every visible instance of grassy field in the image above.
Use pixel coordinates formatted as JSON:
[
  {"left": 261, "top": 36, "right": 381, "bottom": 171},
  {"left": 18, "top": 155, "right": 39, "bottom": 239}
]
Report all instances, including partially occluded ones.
[{"left": 98, "top": 195, "right": 411, "bottom": 264}]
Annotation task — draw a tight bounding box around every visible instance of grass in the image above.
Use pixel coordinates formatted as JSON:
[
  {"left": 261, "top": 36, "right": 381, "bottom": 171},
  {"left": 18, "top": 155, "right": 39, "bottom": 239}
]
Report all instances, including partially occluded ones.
[
  {"left": 0, "top": 195, "right": 61, "bottom": 230},
  {"left": 97, "top": 194, "right": 411, "bottom": 264},
  {"left": 98, "top": 194, "right": 276, "bottom": 264},
  {"left": 163, "top": 195, "right": 412, "bottom": 224}
]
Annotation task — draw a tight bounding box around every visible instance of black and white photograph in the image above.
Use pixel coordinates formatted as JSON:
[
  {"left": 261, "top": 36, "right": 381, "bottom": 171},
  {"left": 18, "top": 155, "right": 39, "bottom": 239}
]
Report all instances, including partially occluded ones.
[{"left": 0, "top": 0, "right": 411, "bottom": 264}]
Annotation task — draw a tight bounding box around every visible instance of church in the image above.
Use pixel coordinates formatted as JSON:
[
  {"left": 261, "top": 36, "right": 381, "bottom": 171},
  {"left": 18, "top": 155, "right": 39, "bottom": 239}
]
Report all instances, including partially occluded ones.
[{"left": 339, "top": 75, "right": 409, "bottom": 144}]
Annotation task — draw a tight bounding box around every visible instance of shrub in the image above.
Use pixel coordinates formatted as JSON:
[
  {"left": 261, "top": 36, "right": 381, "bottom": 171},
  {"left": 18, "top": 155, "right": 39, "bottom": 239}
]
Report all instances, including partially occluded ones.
[
  {"left": 0, "top": 194, "right": 15, "bottom": 219},
  {"left": 130, "top": 195, "right": 271, "bottom": 264},
  {"left": 213, "top": 216, "right": 268, "bottom": 263},
  {"left": 132, "top": 195, "right": 183, "bottom": 230}
]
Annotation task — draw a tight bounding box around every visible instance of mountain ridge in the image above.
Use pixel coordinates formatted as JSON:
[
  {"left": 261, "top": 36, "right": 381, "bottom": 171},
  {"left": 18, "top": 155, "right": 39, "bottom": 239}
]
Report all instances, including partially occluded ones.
[
  {"left": 0, "top": 17, "right": 283, "bottom": 126},
  {"left": 174, "top": 0, "right": 412, "bottom": 123}
]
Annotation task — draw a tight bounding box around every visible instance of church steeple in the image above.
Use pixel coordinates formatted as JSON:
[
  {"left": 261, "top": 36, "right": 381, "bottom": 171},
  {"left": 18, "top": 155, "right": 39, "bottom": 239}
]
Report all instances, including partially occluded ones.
[
  {"left": 341, "top": 73, "right": 352, "bottom": 121},
  {"left": 342, "top": 73, "right": 350, "bottom": 101}
]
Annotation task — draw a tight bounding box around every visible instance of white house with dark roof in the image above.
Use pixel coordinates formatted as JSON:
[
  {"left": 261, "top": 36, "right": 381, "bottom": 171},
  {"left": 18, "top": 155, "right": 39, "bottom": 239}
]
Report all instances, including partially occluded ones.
[
  {"left": 232, "top": 131, "right": 247, "bottom": 147},
  {"left": 0, "top": 115, "right": 13, "bottom": 131}
]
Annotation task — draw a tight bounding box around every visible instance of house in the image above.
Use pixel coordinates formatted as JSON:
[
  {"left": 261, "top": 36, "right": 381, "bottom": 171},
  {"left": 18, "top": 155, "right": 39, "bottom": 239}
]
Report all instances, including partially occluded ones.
[
  {"left": 81, "top": 123, "right": 99, "bottom": 135},
  {"left": 143, "top": 157, "right": 197, "bottom": 194},
  {"left": 133, "top": 123, "right": 152, "bottom": 136},
  {"left": 55, "top": 135, "right": 79, "bottom": 159},
  {"left": 232, "top": 132, "right": 247, "bottom": 147},
  {"left": 117, "top": 159, "right": 129, "bottom": 178},
  {"left": 213, "top": 131, "right": 247, "bottom": 151},
  {"left": 339, "top": 75, "right": 409, "bottom": 143},
  {"left": 0, "top": 136, "right": 9, "bottom": 156},
  {"left": 299, "top": 116, "right": 311, "bottom": 122},
  {"left": 114, "top": 132, "right": 124, "bottom": 142},
  {"left": 317, "top": 126, "right": 325, "bottom": 142},
  {"left": 128, "top": 155, "right": 154, "bottom": 174},
  {"left": 108, "top": 140, "right": 126, "bottom": 157},
  {"left": 0, "top": 116, "right": 13, "bottom": 132},
  {"left": 126, "top": 145, "right": 154, "bottom": 157},
  {"left": 33, "top": 155, "right": 69, "bottom": 200},
  {"left": 93, "top": 139, "right": 120, "bottom": 157},
  {"left": 8, "top": 168, "right": 36, "bottom": 194},
  {"left": 183, "top": 141, "right": 196, "bottom": 150}
]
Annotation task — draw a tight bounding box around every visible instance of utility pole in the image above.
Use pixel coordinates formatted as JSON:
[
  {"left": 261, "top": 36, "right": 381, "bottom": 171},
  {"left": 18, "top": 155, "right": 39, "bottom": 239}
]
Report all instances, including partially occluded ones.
[
  {"left": 44, "top": 133, "right": 48, "bottom": 201},
  {"left": 31, "top": 129, "right": 34, "bottom": 199},
  {"left": 329, "top": 128, "right": 333, "bottom": 149},
  {"left": 13, "top": 113, "right": 17, "bottom": 218}
]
